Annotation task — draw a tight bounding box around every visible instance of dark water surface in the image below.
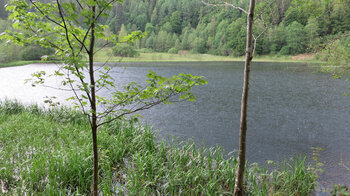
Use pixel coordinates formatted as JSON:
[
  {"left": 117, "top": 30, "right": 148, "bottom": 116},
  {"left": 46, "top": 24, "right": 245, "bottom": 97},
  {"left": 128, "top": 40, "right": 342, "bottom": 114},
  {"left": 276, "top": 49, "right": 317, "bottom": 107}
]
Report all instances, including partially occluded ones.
[{"left": 0, "top": 62, "right": 349, "bottom": 189}]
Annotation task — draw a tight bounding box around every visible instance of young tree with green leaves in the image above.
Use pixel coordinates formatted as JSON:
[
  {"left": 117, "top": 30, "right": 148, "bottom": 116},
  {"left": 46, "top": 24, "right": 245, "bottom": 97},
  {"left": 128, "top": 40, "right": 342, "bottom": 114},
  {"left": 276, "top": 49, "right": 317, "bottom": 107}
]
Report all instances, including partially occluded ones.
[
  {"left": 202, "top": 0, "right": 256, "bottom": 195},
  {"left": 0, "top": 0, "right": 207, "bottom": 195}
]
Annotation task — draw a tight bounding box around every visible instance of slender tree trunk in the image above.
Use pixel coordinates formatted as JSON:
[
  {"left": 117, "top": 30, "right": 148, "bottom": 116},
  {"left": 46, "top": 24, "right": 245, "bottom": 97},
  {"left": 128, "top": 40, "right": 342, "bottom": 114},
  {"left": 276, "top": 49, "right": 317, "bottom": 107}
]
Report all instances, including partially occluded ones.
[
  {"left": 89, "top": 3, "right": 98, "bottom": 196},
  {"left": 234, "top": 0, "right": 255, "bottom": 195}
]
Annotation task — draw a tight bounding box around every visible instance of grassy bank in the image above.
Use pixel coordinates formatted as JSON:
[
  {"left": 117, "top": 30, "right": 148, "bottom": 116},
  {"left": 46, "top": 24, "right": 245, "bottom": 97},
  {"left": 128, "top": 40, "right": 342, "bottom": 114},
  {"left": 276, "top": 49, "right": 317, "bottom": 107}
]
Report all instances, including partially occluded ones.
[
  {"left": 0, "top": 61, "right": 43, "bottom": 68},
  {"left": 1, "top": 50, "right": 322, "bottom": 68},
  {"left": 0, "top": 60, "right": 61, "bottom": 68},
  {"left": 0, "top": 100, "right": 316, "bottom": 195},
  {"left": 95, "top": 48, "right": 322, "bottom": 63}
]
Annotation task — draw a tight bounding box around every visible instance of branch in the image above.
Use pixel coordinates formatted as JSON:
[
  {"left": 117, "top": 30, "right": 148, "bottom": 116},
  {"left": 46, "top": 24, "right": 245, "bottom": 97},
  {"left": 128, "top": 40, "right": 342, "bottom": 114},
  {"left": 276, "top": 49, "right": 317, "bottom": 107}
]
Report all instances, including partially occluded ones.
[
  {"left": 97, "top": 85, "right": 149, "bottom": 119},
  {"left": 56, "top": 0, "right": 75, "bottom": 57},
  {"left": 93, "top": 41, "right": 113, "bottom": 55},
  {"left": 97, "top": 91, "right": 177, "bottom": 128},
  {"left": 252, "top": 24, "right": 268, "bottom": 57},
  {"left": 26, "top": 24, "right": 65, "bottom": 52},
  {"left": 95, "top": 0, "right": 116, "bottom": 21},
  {"left": 314, "top": 33, "right": 350, "bottom": 53},
  {"left": 29, "top": 0, "right": 64, "bottom": 28},
  {"left": 66, "top": 70, "right": 92, "bottom": 125},
  {"left": 41, "top": 84, "right": 81, "bottom": 91},
  {"left": 75, "top": 0, "right": 84, "bottom": 9},
  {"left": 202, "top": 0, "right": 270, "bottom": 57},
  {"left": 201, "top": 1, "right": 248, "bottom": 14}
]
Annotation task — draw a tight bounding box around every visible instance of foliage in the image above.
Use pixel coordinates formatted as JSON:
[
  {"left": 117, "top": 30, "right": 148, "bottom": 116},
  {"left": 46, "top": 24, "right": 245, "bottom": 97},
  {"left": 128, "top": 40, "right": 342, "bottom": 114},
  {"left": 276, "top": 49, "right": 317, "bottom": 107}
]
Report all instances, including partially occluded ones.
[
  {"left": 0, "top": 43, "right": 21, "bottom": 63},
  {"left": 280, "top": 21, "right": 308, "bottom": 55},
  {"left": 168, "top": 47, "right": 178, "bottom": 54},
  {"left": 112, "top": 43, "right": 139, "bottom": 57},
  {"left": 330, "top": 184, "right": 350, "bottom": 196},
  {"left": 19, "top": 45, "right": 55, "bottom": 60},
  {"left": 0, "top": 101, "right": 316, "bottom": 195},
  {"left": 0, "top": 1, "right": 207, "bottom": 195},
  {"left": 1, "top": 0, "right": 350, "bottom": 58},
  {"left": 317, "top": 37, "right": 350, "bottom": 80}
]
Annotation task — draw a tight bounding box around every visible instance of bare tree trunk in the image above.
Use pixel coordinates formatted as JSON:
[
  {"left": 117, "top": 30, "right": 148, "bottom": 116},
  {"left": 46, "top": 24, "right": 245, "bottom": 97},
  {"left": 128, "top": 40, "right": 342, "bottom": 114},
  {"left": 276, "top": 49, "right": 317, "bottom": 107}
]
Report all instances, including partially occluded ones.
[
  {"left": 89, "top": 3, "right": 98, "bottom": 196},
  {"left": 234, "top": 0, "right": 255, "bottom": 195}
]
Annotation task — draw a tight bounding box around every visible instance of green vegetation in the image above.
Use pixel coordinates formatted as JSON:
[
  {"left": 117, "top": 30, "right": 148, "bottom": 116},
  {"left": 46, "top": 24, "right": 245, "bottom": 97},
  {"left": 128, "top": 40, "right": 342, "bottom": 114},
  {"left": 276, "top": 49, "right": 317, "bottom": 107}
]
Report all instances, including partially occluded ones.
[
  {"left": 0, "top": 60, "right": 45, "bottom": 68},
  {"left": 0, "top": 100, "right": 316, "bottom": 195},
  {"left": 112, "top": 44, "right": 140, "bottom": 57},
  {"left": 317, "top": 36, "right": 350, "bottom": 80},
  {"left": 96, "top": 49, "right": 321, "bottom": 63},
  {"left": 1, "top": 1, "right": 208, "bottom": 194},
  {"left": 90, "top": 0, "right": 350, "bottom": 57},
  {"left": 1, "top": 0, "right": 350, "bottom": 65},
  {"left": 0, "top": 19, "right": 54, "bottom": 64}
]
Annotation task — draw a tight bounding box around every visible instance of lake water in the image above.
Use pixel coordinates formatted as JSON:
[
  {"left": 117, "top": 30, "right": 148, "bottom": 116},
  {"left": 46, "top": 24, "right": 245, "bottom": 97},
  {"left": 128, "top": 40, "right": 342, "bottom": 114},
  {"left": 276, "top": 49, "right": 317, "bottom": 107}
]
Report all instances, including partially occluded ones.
[{"left": 0, "top": 62, "right": 349, "bottom": 189}]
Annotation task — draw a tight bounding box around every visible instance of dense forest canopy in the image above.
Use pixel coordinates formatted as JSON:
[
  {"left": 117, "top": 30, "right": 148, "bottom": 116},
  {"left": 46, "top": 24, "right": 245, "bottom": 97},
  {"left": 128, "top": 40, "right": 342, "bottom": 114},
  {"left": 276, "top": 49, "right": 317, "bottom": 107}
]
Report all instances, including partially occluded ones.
[{"left": 1, "top": 0, "right": 350, "bottom": 59}]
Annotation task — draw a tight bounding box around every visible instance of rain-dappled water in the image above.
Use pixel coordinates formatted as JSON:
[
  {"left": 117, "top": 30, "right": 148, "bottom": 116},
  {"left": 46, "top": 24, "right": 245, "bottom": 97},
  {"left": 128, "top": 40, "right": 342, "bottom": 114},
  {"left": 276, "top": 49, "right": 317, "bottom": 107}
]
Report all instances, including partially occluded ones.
[{"left": 0, "top": 62, "right": 349, "bottom": 190}]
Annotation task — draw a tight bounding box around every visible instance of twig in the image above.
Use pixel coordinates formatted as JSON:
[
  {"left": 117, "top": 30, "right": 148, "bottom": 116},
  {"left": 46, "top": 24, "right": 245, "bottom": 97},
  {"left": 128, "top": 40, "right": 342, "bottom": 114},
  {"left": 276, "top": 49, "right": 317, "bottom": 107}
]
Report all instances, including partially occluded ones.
[{"left": 201, "top": 1, "right": 248, "bottom": 14}]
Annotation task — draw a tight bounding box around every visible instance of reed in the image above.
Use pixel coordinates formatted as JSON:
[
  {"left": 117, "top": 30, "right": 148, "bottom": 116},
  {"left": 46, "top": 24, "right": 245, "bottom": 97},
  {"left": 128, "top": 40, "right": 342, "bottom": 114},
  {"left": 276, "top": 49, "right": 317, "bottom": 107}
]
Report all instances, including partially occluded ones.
[{"left": 0, "top": 100, "right": 316, "bottom": 195}]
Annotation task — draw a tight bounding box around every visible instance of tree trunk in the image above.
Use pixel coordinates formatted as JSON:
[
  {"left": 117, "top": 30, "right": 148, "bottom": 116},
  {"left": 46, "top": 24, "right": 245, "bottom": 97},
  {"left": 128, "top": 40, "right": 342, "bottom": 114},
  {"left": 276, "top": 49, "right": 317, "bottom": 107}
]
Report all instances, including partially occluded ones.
[
  {"left": 91, "top": 123, "right": 98, "bottom": 196},
  {"left": 234, "top": 0, "right": 255, "bottom": 195},
  {"left": 89, "top": 3, "right": 98, "bottom": 196}
]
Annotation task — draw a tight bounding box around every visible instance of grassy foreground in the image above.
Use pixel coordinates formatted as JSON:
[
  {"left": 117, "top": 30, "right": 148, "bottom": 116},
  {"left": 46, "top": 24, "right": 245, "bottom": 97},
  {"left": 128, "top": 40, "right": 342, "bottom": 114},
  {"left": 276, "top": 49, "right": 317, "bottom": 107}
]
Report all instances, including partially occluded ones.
[{"left": 0, "top": 100, "right": 316, "bottom": 195}]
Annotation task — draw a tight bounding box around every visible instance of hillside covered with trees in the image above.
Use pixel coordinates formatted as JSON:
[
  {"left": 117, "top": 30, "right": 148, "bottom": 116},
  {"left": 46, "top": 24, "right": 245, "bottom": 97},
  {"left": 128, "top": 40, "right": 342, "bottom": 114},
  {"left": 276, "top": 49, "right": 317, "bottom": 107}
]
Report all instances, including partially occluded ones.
[{"left": 1, "top": 0, "right": 350, "bottom": 61}]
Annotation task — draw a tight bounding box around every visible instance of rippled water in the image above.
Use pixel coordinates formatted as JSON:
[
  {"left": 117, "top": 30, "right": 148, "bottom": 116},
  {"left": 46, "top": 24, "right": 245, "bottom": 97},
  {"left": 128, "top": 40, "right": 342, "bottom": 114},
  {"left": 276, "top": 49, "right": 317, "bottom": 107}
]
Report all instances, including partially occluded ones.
[{"left": 0, "top": 62, "right": 349, "bottom": 189}]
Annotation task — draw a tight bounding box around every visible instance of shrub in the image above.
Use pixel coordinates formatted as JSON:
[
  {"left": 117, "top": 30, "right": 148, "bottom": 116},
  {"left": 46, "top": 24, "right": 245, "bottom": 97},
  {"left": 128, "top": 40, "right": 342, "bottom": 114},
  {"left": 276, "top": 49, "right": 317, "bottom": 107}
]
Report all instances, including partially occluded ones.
[
  {"left": 0, "top": 43, "right": 22, "bottom": 63},
  {"left": 112, "top": 44, "right": 139, "bottom": 57},
  {"left": 168, "top": 47, "right": 178, "bottom": 54},
  {"left": 20, "top": 45, "right": 54, "bottom": 60},
  {"left": 138, "top": 48, "right": 153, "bottom": 53}
]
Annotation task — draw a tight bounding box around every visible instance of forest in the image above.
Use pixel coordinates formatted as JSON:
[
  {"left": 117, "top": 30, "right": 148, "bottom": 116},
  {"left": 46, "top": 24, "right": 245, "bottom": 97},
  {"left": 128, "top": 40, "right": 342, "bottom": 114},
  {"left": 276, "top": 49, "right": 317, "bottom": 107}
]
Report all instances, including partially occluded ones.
[{"left": 1, "top": 0, "right": 350, "bottom": 62}]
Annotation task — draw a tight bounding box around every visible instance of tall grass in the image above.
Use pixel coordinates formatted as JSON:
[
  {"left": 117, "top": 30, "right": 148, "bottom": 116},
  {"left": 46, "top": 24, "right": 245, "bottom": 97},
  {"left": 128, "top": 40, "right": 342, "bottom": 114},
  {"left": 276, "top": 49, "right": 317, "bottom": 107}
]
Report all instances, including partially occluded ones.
[{"left": 0, "top": 100, "right": 316, "bottom": 195}]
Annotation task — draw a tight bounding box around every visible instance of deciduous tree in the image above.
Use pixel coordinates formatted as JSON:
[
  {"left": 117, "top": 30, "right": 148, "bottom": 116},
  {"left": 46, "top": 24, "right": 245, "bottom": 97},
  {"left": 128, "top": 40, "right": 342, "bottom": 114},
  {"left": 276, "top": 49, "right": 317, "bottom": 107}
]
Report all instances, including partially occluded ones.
[
  {"left": 202, "top": 0, "right": 256, "bottom": 195},
  {"left": 0, "top": 1, "right": 207, "bottom": 195}
]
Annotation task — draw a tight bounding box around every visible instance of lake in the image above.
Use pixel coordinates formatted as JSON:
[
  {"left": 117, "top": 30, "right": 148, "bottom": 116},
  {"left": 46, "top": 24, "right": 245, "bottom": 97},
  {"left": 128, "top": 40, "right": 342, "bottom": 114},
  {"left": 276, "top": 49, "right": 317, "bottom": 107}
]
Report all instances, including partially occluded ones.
[{"left": 0, "top": 61, "right": 349, "bottom": 189}]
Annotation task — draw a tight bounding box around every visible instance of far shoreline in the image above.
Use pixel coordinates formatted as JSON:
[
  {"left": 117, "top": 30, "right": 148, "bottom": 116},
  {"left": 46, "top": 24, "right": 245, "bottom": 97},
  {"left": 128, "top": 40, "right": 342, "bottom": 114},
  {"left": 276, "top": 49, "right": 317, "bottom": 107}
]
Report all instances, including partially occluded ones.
[{"left": 0, "top": 52, "right": 322, "bottom": 68}]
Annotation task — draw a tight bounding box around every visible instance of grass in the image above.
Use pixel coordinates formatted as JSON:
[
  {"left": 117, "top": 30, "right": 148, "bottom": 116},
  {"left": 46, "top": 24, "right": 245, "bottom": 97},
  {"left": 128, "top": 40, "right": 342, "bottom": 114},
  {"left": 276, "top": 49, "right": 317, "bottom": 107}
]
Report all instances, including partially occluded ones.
[
  {"left": 0, "top": 60, "right": 61, "bottom": 68},
  {"left": 95, "top": 49, "right": 244, "bottom": 62},
  {"left": 0, "top": 100, "right": 317, "bottom": 195},
  {"left": 0, "top": 49, "right": 322, "bottom": 68},
  {"left": 95, "top": 48, "right": 322, "bottom": 63}
]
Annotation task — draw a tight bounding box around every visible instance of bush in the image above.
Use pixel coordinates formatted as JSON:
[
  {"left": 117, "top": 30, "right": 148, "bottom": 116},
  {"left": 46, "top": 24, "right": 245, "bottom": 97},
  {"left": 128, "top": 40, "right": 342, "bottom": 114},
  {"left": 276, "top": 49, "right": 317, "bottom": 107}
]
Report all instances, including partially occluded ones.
[
  {"left": 20, "top": 45, "right": 54, "bottom": 60},
  {"left": 0, "top": 43, "right": 22, "bottom": 63},
  {"left": 112, "top": 44, "right": 139, "bottom": 57},
  {"left": 168, "top": 47, "right": 178, "bottom": 54},
  {"left": 138, "top": 48, "right": 153, "bottom": 53}
]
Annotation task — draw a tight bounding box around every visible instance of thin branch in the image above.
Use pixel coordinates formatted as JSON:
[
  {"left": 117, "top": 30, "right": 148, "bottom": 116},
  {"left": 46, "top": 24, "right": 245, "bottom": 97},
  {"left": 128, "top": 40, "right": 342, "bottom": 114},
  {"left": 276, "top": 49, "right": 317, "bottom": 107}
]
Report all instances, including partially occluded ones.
[
  {"left": 97, "top": 85, "right": 148, "bottom": 119},
  {"left": 252, "top": 25, "right": 268, "bottom": 57},
  {"left": 56, "top": 0, "right": 75, "bottom": 57},
  {"left": 95, "top": 0, "right": 115, "bottom": 21},
  {"left": 68, "top": 26, "right": 90, "bottom": 53},
  {"left": 29, "top": 0, "right": 64, "bottom": 28},
  {"left": 67, "top": 70, "right": 92, "bottom": 125},
  {"left": 26, "top": 24, "right": 65, "bottom": 51},
  {"left": 77, "top": 0, "right": 115, "bottom": 54},
  {"left": 201, "top": 1, "right": 248, "bottom": 14},
  {"left": 314, "top": 33, "right": 350, "bottom": 53},
  {"left": 41, "top": 84, "right": 81, "bottom": 91},
  {"left": 97, "top": 94, "right": 175, "bottom": 128},
  {"left": 202, "top": 0, "right": 272, "bottom": 57},
  {"left": 94, "top": 41, "right": 113, "bottom": 55},
  {"left": 75, "top": 0, "right": 84, "bottom": 9}
]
